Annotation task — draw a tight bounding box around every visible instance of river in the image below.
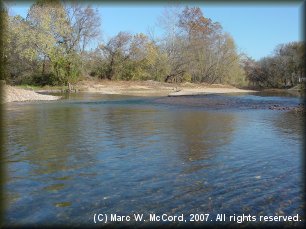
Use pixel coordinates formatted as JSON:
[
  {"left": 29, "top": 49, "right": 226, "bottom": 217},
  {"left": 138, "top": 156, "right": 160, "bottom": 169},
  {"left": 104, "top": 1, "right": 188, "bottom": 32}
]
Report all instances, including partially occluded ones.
[{"left": 2, "top": 92, "right": 304, "bottom": 227}]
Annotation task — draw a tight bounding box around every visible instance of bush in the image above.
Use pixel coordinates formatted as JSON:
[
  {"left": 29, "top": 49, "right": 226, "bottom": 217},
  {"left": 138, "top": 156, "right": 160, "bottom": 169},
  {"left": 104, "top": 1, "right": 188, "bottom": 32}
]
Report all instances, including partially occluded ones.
[{"left": 31, "top": 73, "right": 62, "bottom": 86}]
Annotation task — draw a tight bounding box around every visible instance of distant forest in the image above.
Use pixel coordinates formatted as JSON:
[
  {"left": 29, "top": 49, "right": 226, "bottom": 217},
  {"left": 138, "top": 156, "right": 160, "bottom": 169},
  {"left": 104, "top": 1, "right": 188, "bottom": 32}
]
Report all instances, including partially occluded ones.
[{"left": 1, "top": 1, "right": 305, "bottom": 88}]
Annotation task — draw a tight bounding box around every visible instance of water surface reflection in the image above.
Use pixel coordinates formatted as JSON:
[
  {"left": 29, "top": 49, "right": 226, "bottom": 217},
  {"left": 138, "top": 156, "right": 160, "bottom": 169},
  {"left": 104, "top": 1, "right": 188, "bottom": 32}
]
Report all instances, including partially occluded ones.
[{"left": 3, "top": 92, "right": 304, "bottom": 226}]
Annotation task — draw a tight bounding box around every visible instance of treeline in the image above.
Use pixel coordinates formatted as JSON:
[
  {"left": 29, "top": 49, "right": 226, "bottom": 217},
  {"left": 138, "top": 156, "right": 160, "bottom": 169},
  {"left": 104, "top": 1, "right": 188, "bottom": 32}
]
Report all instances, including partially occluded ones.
[
  {"left": 1, "top": 1, "right": 305, "bottom": 89},
  {"left": 243, "top": 42, "right": 305, "bottom": 88},
  {"left": 87, "top": 6, "right": 246, "bottom": 86}
]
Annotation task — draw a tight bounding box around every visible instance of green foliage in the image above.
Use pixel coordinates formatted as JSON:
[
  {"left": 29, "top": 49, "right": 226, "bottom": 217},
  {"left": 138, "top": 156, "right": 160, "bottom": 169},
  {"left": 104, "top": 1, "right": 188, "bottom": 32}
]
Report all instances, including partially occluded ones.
[
  {"left": 5, "top": 0, "right": 100, "bottom": 86},
  {"left": 93, "top": 32, "right": 170, "bottom": 82},
  {"left": 0, "top": 4, "right": 9, "bottom": 81},
  {"left": 31, "top": 73, "right": 58, "bottom": 86}
]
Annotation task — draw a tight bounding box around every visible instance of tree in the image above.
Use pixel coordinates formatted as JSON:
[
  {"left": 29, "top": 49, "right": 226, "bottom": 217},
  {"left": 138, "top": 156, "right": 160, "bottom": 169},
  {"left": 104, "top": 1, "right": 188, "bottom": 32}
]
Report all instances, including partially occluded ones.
[
  {"left": 26, "top": 0, "right": 69, "bottom": 83},
  {"left": 243, "top": 41, "right": 305, "bottom": 88},
  {"left": 94, "top": 32, "right": 168, "bottom": 81},
  {"left": 96, "top": 31, "right": 132, "bottom": 80},
  {"left": 158, "top": 6, "right": 190, "bottom": 83},
  {"left": 26, "top": 0, "right": 101, "bottom": 86},
  {"left": 63, "top": 1, "right": 101, "bottom": 80},
  {"left": 5, "top": 0, "right": 101, "bottom": 87},
  {"left": 64, "top": 1, "right": 101, "bottom": 54},
  {"left": 5, "top": 15, "right": 40, "bottom": 84},
  {"left": 274, "top": 42, "right": 305, "bottom": 86},
  {"left": 128, "top": 33, "right": 168, "bottom": 81},
  {"left": 1, "top": 4, "right": 9, "bottom": 82},
  {"left": 158, "top": 6, "right": 246, "bottom": 85}
]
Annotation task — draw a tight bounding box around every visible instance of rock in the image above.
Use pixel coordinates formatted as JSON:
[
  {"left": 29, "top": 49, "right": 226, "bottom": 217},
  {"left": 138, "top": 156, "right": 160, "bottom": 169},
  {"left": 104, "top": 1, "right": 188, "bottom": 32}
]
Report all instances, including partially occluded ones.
[
  {"left": 268, "top": 104, "right": 304, "bottom": 112},
  {"left": 292, "top": 104, "right": 305, "bottom": 113}
]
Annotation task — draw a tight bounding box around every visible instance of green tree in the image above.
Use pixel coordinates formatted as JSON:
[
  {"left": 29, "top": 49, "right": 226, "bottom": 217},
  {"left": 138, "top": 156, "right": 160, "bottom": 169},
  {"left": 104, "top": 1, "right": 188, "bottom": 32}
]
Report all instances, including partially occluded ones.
[
  {"left": 6, "top": 15, "right": 40, "bottom": 84},
  {"left": 5, "top": 0, "right": 101, "bottom": 87},
  {"left": 26, "top": 0, "right": 80, "bottom": 86},
  {"left": 1, "top": 4, "right": 9, "bottom": 82},
  {"left": 96, "top": 31, "right": 132, "bottom": 80}
]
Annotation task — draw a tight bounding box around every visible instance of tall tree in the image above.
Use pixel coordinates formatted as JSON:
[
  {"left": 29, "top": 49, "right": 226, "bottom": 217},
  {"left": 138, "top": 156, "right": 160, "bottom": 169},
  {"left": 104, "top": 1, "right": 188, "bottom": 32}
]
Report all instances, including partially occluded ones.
[
  {"left": 1, "top": 3, "right": 9, "bottom": 81},
  {"left": 64, "top": 1, "right": 101, "bottom": 54},
  {"left": 158, "top": 6, "right": 190, "bottom": 83},
  {"left": 158, "top": 6, "right": 246, "bottom": 85},
  {"left": 97, "top": 31, "right": 132, "bottom": 80},
  {"left": 5, "top": 15, "right": 40, "bottom": 84},
  {"left": 5, "top": 0, "right": 101, "bottom": 86}
]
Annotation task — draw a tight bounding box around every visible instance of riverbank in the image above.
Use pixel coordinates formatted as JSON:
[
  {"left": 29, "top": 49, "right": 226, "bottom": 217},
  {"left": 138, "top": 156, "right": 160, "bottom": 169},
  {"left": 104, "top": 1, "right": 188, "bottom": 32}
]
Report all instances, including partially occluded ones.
[
  {"left": 4, "top": 79, "right": 303, "bottom": 103},
  {"left": 2, "top": 85, "right": 61, "bottom": 103},
  {"left": 75, "top": 79, "right": 256, "bottom": 96},
  {"left": 3, "top": 80, "right": 257, "bottom": 103}
]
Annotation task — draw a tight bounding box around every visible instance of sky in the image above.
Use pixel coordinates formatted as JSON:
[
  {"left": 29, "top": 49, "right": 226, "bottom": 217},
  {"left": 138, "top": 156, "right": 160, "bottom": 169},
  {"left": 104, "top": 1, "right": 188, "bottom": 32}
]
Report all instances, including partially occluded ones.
[{"left": 6, "top": 1, "right": 303, "bottom": 60}]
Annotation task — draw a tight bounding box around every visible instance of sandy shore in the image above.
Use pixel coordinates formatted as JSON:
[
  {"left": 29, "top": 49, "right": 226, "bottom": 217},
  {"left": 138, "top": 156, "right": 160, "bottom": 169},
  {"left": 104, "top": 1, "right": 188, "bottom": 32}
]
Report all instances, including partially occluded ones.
[
  {"left": 2, "top": 80, "right": 256, "bottom": 103},
  {"left": 2, "top": 85, "right": 61, "bottom": 103},
  {"left": 168, "top": 87, "right": 255, "bottom": 96},
  {"left": 76, "top": 79, "right": 256, "bottom": 97}
]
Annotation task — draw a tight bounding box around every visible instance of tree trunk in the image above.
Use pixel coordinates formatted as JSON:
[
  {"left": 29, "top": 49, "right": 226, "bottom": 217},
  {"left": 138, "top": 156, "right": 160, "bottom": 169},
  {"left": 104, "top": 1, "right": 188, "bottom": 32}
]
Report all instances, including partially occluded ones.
[{"left": 42, "top": 55, "right": 46, "bottom": 75}]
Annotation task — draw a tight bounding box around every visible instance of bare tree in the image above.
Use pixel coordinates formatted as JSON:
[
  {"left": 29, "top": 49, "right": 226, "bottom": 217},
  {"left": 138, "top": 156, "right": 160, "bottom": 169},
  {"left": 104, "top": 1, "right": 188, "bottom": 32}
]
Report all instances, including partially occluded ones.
[
  {"left": 98, "top": 32, "right": 132, "bottom": 80},
  {"left": 64, "top": 1, "right": 101, "bottom": 54}
]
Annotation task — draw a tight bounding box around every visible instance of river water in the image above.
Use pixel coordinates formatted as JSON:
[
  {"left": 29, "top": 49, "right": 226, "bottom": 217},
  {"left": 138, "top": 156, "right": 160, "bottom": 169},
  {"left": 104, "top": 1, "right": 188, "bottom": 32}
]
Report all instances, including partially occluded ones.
[{"left": 2, "top": 92, "right": 304, "bottom": 227}]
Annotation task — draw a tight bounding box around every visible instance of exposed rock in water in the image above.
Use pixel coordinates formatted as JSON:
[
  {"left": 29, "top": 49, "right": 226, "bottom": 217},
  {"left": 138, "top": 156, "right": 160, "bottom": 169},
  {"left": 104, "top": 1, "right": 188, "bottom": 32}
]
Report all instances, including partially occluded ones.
[
  {"left": 269, "top": 104, "right": 305, "bottom": 113},
  {"left": 268, "top": 104, "right": 291, "bottom": 110},
  {"left": 154, "top": 94, "right": 304, "bottom": 112},
  {"left": 292, "top": 104, "right": 305, "bottom": 114},
  {"left": 2, "top": 85, "right": 61, "bottom": 103}
]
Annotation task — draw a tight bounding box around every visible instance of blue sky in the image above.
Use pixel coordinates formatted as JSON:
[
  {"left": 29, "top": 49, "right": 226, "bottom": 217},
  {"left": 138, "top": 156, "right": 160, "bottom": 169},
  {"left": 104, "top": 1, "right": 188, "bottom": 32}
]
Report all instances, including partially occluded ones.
[{"left": 6, "top": 1, "right": 303, "bottom": 60}]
